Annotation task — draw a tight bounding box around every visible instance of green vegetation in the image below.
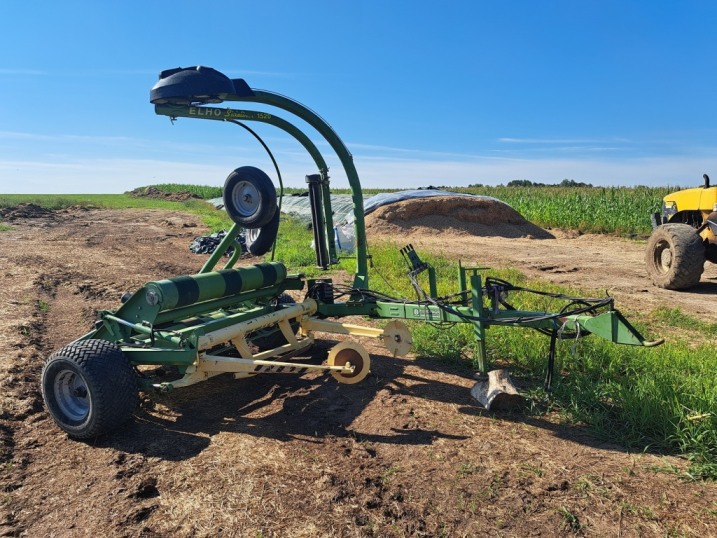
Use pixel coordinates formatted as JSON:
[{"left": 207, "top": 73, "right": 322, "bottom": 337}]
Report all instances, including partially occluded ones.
[
  {"left": 0, "top": 193, "right": 224, "bottom": 230},
  {"left": 131, "top": 183, "right": 314, "bottom": 199},
  {"left": 379, "top": 258, "right": 717, "bottom": 479},
  {"left": 279, "top": 219, "right": 717, "bottom": 479},
  {"left": 130, "top": 183, "right": 223, "bottom": 199},
  {"left": 0, "top": 193, "right": 190, "bottom": 211},
  {"left": 453, "top": 185, "right": 673, "bottom": 236}
]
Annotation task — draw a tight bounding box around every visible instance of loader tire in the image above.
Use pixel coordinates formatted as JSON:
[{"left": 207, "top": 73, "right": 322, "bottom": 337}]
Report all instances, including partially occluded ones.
[
  {"left": 41, "top": 339, "right": 138, "bottom": 439},
  {"left": 645, "top": 224, "right": 705, "bottom": 290},
  {"left": 223, "top": 166, "right": 277, "bottom": 229}
]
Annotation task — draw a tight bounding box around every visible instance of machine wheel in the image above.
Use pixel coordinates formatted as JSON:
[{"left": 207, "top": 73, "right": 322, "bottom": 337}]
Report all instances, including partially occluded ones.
[
  {"left": 223, "top": 166, "right": 277, "bottom": 229},
  {"left": 327, "top": 341, "right": 371, "bottom": 384},
  {"left": 41, "top": 339, "right": 139, "bottom": 439},
  {"left": 246, "top": 206, "right": 280, "bottom": 256},
  {"left": 645, "top": 224, "right": 705, "bottom": 290},
  {"left": 251, "top": 294, "right": 300, "bottom": 350}
]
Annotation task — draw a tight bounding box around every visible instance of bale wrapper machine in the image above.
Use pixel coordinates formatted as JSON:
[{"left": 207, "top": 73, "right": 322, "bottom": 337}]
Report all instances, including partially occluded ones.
[{"left": 40, "top": 66, "right": 662, "bottom": 439}]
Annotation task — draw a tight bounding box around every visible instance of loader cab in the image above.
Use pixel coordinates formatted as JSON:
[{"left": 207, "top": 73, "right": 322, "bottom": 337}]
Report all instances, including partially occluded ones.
[{"left": 656, "top": 174, "right": 717, "bottom": 229}]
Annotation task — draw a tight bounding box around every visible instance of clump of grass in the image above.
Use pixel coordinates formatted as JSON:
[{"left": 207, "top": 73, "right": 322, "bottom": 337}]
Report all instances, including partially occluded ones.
[{"left": 650, "top": 306, "right": 717, "bottom": 337}]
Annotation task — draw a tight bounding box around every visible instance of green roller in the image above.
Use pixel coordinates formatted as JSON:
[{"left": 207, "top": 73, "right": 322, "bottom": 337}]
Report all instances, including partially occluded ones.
[{"left": 145, "top": 262, "right": 287, "bottom": 311}]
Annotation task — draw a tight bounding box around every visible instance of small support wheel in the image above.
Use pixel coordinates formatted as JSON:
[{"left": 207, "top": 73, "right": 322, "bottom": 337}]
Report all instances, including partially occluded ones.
[
  {"left": 41, "top": 339, "right": 139, "bottom": 439},
  {"left": 645, "top": 224, "right": 705, "bottom": 290},
  {"left": 223, "top": 166, "right": 277, "bottom": 229},
  {"left": 327, "top": 341, "right": 371, "bottom": 384},
  {"left": 381, "top": 320, "right": 413, "bottom": 357}
]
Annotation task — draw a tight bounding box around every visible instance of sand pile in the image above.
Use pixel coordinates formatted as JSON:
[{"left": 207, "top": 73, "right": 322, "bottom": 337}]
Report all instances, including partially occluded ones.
[{"left": 365, "top": 196, "right": 554, "bottom": 239}]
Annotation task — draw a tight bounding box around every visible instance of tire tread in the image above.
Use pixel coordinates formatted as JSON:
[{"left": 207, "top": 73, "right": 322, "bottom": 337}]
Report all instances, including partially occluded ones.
[
  {"left": 645, "top": 224, "right": 705, "bottom": 290},
  {"left": 42, "top": 339, "right": 138, "bottom": 439}
]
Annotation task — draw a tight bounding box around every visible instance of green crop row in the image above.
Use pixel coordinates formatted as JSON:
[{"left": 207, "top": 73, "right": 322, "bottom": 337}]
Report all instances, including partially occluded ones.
[{"left": 452, "top": 185, "right": 674, "bottom": 237}]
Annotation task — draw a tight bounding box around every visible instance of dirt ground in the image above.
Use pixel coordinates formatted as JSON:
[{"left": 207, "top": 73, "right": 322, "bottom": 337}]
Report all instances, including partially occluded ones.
[{"left": 1, "top": 205, "right": 717, "bottom": 537}]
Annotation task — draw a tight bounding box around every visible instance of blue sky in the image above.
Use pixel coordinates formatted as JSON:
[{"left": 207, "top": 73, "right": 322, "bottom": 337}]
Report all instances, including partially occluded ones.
[{"left": 2, "top": 1, "right": 716, "bottom": 193}]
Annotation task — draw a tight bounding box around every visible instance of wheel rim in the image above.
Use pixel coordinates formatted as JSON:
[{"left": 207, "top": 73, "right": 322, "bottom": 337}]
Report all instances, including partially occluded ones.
[
  {"left": 54, "top": 368, "right": 90, "bottom": 421},
  {"left": 654, "top": 240, "right": 673, "bottom": 273},
  {"left": 230, "top": 181, "right": 261, "bottom": 219}
]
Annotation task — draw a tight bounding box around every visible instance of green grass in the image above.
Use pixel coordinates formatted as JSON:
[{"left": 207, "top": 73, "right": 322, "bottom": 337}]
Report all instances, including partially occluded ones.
[
  {"left": 650, "top": 306, "right": 717, "bottom": 337},
  {"left": 0, "top": 193, "right": 190, "bottom": 210},
  {"left": 273, "top": 225, "right": 716, "bottom": 478},
  {"left": 0, "top": 194, "right": 226, "bottom": 230},
  {"left": 404, "top": 280, "right": 717, "bottom": 478}
]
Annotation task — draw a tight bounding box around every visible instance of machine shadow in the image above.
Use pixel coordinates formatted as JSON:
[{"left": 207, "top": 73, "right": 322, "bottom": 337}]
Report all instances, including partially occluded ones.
[
  {"left": 99, "top": 341, "right": 476, "bottom": 461},
  {"left": 97, "top": 343, "right": 646, "bottom": 460},
  {"left": 685, "top": 280, "right": 717, "bottom": 295}
]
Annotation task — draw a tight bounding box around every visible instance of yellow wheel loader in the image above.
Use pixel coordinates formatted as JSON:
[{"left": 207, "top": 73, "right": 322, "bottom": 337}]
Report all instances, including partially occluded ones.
[{"left": 646, "top": 174, "right": 717, "bottom": 289}]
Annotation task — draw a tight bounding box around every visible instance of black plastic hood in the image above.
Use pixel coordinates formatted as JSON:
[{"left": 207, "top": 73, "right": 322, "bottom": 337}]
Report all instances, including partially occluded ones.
[{"left": 150, "top": 66, "right": 254, "bottom": 105}]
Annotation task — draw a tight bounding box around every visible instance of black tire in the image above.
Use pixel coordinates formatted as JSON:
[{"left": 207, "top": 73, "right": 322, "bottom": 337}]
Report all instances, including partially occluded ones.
[
  {"left": 645, "top": 224, "right": 705, "bottom": 290},
  {"left": 41, "top": 339, "right": 139, "bottom": 439},
  {"left": 223, "top": 166, "right": 277, "bottom": 229},
  {"left": 251, "top": 294, "right": 300, "bottom": 350},
  {"left": 246, "top": 206, "right": 280, "bottom": 256}
]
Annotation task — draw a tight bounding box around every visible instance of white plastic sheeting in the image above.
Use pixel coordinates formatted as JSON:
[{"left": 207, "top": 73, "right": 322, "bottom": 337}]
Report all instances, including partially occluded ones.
[
  {"left": 209, "top": 189, "right": 509, "bottom": 255},
  {"left": 210, "top": 188, "right": 508, "bottom": 229}
]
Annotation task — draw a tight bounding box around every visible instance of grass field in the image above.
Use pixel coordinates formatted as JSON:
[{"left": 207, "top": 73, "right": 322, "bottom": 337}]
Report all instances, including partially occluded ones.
[{"left": 2, "top": 187, "right": 716, "bottom": 479}]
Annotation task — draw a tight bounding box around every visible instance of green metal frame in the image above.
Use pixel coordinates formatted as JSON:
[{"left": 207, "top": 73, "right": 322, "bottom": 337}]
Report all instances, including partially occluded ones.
[
  {"left": 148, "top": 84, "right": 662, "bottom": 370},
  {"left": 39, "top": 68, "right": 667, "bottom": 442},
  {"left": 71, "top": 76, "right": 661, "bottom": 381}
]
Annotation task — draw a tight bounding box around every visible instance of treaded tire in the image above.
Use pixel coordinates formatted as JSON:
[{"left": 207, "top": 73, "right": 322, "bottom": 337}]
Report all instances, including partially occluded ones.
[
  {"left": 251, "top": 294, "right": 300, "bottom": 350},
  {"left": 41, "top": 339, "right": 139, "bottom": 439},
  {"left": 645, "top": 224, "right": 705, "bottom": 290},
  {"left": 246, "top": 207, "right": 280, "bottom": 257},
  {"left": 223, "top": 166, "right": 277, "bottom": 229}
]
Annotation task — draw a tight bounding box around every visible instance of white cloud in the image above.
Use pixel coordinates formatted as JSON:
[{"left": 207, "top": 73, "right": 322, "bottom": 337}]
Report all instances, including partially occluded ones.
[
  {"left": 0, "top": 68, "right": 46, "bottom": 76},
  {"left": 497, "top": 137, "right": 631, "bottom": 144}
]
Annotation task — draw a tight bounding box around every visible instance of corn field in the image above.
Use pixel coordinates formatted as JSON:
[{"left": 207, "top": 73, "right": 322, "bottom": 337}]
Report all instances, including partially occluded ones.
[{"left": 453, "top": 185, "right": 674, "bottom": 236}]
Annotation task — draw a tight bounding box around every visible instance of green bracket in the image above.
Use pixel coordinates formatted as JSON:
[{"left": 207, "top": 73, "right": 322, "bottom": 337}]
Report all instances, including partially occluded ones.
[
  {"left": 470, "top": 273, "right": 488, "bottom": 373},
  {"left": 568, "top": 310, "right": 664, "bottom": 347}
]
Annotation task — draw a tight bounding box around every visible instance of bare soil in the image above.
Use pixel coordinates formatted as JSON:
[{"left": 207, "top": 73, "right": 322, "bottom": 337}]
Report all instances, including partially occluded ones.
[{"left": 1, "top": 205, "right": 717, "bottom": 538}]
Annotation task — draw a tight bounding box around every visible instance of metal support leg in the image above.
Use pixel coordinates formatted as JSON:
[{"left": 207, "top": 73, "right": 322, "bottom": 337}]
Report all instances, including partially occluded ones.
[{"left": 471, "top": 273, "right": 488, "bottom": 373}]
